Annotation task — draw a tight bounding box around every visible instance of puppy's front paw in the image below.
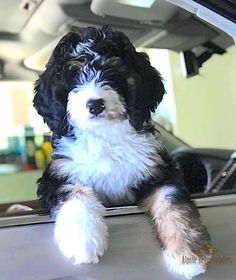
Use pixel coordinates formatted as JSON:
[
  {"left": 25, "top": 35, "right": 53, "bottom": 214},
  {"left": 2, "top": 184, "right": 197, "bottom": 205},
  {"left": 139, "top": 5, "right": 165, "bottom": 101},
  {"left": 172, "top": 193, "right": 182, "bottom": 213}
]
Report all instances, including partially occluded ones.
[
  {"left": 54, "top": 197, "right": 108, "bottom": 264},
  {"left": 163, "top": 246, "right": 213, "bottom": 280}
]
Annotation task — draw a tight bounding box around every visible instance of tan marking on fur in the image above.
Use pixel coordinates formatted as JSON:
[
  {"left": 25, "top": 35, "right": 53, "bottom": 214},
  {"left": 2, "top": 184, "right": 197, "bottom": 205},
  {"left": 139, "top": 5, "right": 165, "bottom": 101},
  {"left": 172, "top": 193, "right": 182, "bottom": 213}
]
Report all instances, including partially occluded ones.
[
  {"left": 59, "top": 184, "right": 94, "bottom": 201},
  {"left": 143, "top": 187, "right": 213, "bottom": 265}
]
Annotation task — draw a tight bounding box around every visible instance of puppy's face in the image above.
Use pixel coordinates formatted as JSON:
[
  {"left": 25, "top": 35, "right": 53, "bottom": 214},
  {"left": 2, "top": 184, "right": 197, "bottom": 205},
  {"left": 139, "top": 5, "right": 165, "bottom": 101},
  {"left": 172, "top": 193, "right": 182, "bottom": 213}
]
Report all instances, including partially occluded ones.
[
  {"left": 68, "top": 84, "right": 126, "bottom": 130},
  {"left": 67, "top": 53, "right": 128, "bottom": 130},
  {"left": 33, "top": 27, "right": 165, "bottom": 135}
]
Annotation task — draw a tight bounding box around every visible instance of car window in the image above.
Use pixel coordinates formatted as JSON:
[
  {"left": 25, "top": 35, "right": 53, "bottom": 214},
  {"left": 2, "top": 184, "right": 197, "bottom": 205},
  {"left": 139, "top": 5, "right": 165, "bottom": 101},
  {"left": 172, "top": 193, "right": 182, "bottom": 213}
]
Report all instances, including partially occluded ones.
[{"left": 0, "top": 0, "right": 235, "bottom": 219}]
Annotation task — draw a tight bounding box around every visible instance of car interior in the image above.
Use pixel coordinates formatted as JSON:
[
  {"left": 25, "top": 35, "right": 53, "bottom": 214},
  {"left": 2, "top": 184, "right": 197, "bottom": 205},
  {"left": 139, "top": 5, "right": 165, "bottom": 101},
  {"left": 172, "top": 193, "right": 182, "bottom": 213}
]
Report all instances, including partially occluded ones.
[
  {"left": 0, "top": 0, "right": 236, "bottom": 215},
  {"left": 0, "top": 1, "right": 236, "bottom": 280}
]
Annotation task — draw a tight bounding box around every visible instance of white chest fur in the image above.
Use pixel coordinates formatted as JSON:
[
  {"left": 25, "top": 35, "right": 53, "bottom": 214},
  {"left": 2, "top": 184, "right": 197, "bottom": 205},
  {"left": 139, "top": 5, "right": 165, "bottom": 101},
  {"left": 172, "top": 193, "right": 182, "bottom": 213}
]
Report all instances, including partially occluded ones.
[{"left": 53, "top": 121, "right": 158, "bottom": 199}]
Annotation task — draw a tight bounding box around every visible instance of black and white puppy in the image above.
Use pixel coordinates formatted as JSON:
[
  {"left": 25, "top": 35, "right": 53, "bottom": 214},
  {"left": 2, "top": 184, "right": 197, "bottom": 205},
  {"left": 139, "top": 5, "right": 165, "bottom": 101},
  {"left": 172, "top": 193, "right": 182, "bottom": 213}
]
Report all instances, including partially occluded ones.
[{"left": 33, "top": 26, "right": 212, "bottom": 279}]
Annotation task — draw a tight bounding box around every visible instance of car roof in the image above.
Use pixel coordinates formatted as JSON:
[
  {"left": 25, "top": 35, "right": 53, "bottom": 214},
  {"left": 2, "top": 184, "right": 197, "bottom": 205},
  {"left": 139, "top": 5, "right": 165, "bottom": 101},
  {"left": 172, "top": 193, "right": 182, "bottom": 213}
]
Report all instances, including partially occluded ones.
[{"left": 0, "top": 0, "right": 235, "bottom": 80}]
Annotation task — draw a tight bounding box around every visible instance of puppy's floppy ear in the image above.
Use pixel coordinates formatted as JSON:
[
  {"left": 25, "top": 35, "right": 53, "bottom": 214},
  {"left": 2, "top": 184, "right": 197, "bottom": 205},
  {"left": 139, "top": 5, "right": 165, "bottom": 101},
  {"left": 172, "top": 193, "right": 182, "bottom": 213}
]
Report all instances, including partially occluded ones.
[
  {"left": 126, "top": 51, "right": 165, "bottom": 130},
  {"left": 33, "top": 71, "right": 68, "bottom": 134},
  {"left": 103, "top": 28, "right": 165, "bottom": 129},
  {"left": 130, "top": 52, "right": 165, "bottom": 127},
  {"left": 33, "top": 32, "right": 79, "bottom": 135}
]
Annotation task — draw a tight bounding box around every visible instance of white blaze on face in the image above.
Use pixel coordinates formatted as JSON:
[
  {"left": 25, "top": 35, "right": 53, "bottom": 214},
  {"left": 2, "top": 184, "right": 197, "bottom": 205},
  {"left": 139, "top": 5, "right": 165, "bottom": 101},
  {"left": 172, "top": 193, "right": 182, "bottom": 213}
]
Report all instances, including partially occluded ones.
[{"left": 67, "top": 75, "right": 126, "bottom": 130}]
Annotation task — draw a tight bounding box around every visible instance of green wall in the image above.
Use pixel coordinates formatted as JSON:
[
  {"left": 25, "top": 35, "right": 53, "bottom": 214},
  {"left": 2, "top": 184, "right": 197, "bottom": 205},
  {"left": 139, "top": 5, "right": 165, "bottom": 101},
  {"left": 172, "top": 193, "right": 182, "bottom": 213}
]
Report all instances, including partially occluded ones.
[
  {"left": 169, "top": 45, "right": 236, "bottom": 149},
  {"left": 0, "top": 171, "right": 40, "bottom": 203}
]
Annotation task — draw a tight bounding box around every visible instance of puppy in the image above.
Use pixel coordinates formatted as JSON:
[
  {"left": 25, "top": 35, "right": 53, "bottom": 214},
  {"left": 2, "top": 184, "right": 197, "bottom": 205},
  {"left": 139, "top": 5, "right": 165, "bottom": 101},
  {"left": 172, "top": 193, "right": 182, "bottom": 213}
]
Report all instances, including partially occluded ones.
[{"left": 33, "top": 26, "right": 212, "bottom": 279}]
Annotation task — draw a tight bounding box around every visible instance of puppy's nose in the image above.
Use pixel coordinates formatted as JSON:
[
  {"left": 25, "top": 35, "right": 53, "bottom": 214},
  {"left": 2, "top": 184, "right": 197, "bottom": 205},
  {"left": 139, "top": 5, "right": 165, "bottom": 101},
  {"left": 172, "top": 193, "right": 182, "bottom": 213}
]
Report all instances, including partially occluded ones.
[{"left": 86, "top": 98, "right": 105, "bottom": 116}]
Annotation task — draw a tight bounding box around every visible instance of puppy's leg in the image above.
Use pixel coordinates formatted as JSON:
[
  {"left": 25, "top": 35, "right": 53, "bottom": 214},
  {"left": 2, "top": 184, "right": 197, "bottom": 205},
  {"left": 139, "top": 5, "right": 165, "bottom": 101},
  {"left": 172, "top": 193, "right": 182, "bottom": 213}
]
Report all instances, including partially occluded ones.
[
  {"left": 143, "top": 186, "right": 212, "bottom": 279},
  {"left": 53, "top": 184, "right": 108, "bottom": 264}
]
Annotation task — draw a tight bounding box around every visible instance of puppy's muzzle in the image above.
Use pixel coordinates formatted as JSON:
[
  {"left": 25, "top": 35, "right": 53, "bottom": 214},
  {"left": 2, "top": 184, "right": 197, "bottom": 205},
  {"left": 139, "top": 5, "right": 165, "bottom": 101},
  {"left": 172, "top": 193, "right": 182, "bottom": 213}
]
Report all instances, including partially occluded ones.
[{"left": 86, "top": 98, "right": 105, "bottom": 116}]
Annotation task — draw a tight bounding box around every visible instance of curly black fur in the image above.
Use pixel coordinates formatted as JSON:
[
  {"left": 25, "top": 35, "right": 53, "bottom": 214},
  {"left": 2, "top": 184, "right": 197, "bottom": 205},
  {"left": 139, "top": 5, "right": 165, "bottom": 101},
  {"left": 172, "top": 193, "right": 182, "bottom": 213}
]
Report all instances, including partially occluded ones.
[
  {"left": 33, "top": 26, "right": 165, "bottom": 135},
  {"left": 33, "top": 26, "right": 194, "bottom": 213}
]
